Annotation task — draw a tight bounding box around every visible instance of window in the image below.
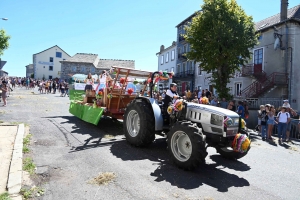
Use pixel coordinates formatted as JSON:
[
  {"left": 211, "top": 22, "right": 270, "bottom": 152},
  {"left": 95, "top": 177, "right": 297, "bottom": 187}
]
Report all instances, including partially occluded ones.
[
  {"left": 81, "top": 66, "right": 85, "bottom": 72},
  {"left": 198, "top": 65, "right": 202, "bottom": 75},
  {"left": 165, "top": 53, "right": 169, "bottom": 63},
  {"left": 72, "top": 66, "right": 76, "bottom": 72},
  {"left": 171, "top": 50, "right": 175, "bottom": 60},
  {"left": 182, "top": 62, "right": 186, "bottom": 73},
  {"left": 160, "top": 55, "right": 164, "bottom": 65},
  {"left": 91, "top": 67, "right": 95, "bottom": 73},
  {"left": 49, "top": 57, "right": 53, "bottom": 62},
  {"left": 49, "top": 66, "right": 53, "bottom": 71},
  {"left": 254, "top": 48, "right": 263, "bottom": 64},
  {"left": 171, "top": 67, "right": 174, "bottom": 73},
  {"left": 56, "top": 52, "right": 62, "bottom": 58},
  {"left": 49, "top": 75, "right": 53, "bottom": 80},
  {"left": 235, "top": 83, "right": 242, "bottom": 97},
  {"left": 229, "top": 87, "right": 233, "bottom": 95},
  {"left": 165, "top": 68, "right": 168, "bottom": 72},
  {"left": 177, "top": 47, "right": 181, "bottom": 54},
  {"left": 177, "top": 64, "right": 181, "bottom": 74},
  {"left": 183, "top": 45, "right": 187, "bottom": 53}
]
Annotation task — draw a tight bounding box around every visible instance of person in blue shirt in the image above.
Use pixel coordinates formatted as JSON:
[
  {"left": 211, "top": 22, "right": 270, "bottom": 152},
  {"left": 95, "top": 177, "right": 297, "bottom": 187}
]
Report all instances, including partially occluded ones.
[{"left": 237, "top": 101, "right": 245, "bottom": 119}]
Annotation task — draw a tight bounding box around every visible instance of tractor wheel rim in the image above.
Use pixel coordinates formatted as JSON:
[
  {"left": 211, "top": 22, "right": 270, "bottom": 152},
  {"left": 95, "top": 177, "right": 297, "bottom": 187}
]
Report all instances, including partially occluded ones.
[
  {"left": 170, "top": 131, "right": 192, "bottom": 162},
  {"left": 127, "top": 110, "right": 140, "bottom": 137}
]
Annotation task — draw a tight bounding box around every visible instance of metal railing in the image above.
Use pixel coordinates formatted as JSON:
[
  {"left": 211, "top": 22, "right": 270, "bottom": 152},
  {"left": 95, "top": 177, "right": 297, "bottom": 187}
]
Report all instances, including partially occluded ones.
[
  {"left": 177, "top": 53, "right": 187, "bottom": 60},
  {"left": 241, "top": 72, "right": 288, "bottom": 98},
  {"left": 246, "top": 98, "right": 285, "bottom": 109},
  {"left": 272, "top": 119, "right": 300, "bottom": 140},
  {"left": 174, "top": 70, "right": 194, "bottom": 78}
]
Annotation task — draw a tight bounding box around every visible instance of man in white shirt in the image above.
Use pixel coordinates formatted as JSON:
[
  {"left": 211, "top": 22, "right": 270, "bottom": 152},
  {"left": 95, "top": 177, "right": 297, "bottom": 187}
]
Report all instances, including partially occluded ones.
[
  {"left": 163, "top": 83, "right": 179, "bottom": 125},
  {"left": 276, "top": 107, "right": 290, "bottom": 143}
]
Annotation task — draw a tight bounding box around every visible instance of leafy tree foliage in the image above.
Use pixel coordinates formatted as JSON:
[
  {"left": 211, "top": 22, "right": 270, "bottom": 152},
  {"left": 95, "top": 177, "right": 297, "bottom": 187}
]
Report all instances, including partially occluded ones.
[
  {"left": 184, "top": 0, "right": 257, "bottom": 99},
  {"left": 0, "top": 29, "right": 10, "bottom": 56}
]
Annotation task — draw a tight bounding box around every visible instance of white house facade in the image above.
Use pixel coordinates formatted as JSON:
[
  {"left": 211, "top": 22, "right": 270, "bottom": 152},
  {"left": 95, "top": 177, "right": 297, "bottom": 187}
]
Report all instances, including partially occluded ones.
[
  {"left": 33, "top": 45, "right": 71, "bottom": 80},
  {"left": 156, "top": 41, "right": 177, "bottom": 91}
]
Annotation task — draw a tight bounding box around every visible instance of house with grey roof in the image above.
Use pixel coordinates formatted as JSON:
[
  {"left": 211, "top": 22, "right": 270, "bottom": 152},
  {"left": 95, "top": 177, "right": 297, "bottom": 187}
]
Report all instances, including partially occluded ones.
[
  {"left": 33, "top": 45, "right": 71, "bottom": 80},
  {"left": 60, "top": 53, "right": 135, "bottom": 81},
  {"left": 231, "top": 1, "right": 300, "bottom": 110},
  {"left": 156, "top": 41, "right": 177, "bottom": 92}
]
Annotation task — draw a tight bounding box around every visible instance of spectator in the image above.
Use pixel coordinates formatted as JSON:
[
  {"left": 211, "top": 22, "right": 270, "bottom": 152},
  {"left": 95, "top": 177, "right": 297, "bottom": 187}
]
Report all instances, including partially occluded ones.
[
  {"left": 192, "top": 96, "right": 199, "bottom": 103},
  {"left": 257, "top": 105, "right": 265, "bottom": 133},
  {"left": 210, "top": 97, "right": 218, "bottom": 106},
  {"left": 260, "top": 105, "right": 269, "bottom": 141},
  {"left": 282, "top": 99, "right": 290, "bottom": 108},
  {"left": 205, "top": 89, "right": 211, "bottom": 99},
  {"left": 237, "top": 101, "right": 245, "bottom": 119},
  {"left": 1, "top": 81, "right": 8, "bottom": 106},
  {"left": 285, "top": 107, "right": 297, "bottom": 142},
  {"left": 227, "top": 100, "right": 236, "bottom": 112},
  {"left": 197, "top": 90, "right": 201, "bottom": 100},
  {"left": 276, "top": 107, "right": 290, "bottom": 143},
  {"left": 186, "top": 90, "right": 192, "bottom": 101},
  {"left": 200, "top": 94, "right": 209, "bottom": 104},
  {"left": 220, "top": 98, "right": 228, "bottom": 109},
  {"left": 243, "top": 101, "right": 249, "bottom": 120},
  {"left": 267, "top": 105, "right": 276, "bottom": 141}
]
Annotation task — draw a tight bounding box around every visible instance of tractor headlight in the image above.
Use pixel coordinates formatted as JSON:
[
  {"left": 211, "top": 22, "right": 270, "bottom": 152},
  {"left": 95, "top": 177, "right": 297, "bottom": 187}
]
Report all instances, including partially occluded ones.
[
  {"left": 210, "top": 114, "right": 223, "bottom": 126},
  {"left": 224, "top": 117, "right": 239, "bottom": 127}
]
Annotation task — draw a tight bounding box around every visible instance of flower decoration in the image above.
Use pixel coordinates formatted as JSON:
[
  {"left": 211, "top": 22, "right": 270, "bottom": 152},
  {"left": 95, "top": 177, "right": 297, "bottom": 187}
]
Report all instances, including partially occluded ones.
[
  {"left": 232, "top": 134, "right": 250, "bottom": 153},
  {"left": 173, "top": 99, "right": 183, "bottom": 111},
  {"left": 120, "top": 77, "right": 126, "bottom": 85},
  {"left": 107, "top": 94, "right": 112, "bottom": 99},
  {"left": 127, "top": 88, "right": 134, "bottom": 95},
  {"left": 167, "top": 106, "right": 174, "bottom": 114},
  {"left": 159, "top": 70, "right": 163, "bottom": 75},
  {"left": 154, "top": 77, "right": 160, "bottom": 83},
  {"left": 96, "top": 89, "right": 103, "bottom": 99},
  {"left": 147, "top": 78, "right": 152, "bottom": 84}
]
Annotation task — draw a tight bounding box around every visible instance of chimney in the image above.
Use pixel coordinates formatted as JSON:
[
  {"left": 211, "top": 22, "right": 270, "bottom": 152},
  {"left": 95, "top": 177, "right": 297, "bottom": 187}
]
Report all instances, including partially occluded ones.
[{"left": 280, "top": 0, "right": 288, "bottom": 21}]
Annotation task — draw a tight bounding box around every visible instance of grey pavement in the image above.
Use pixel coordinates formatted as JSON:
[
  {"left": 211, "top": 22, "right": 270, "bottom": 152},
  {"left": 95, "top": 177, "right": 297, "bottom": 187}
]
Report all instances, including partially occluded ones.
[{"left": 1, "top": 87, "right": 300, "bottom": 200}]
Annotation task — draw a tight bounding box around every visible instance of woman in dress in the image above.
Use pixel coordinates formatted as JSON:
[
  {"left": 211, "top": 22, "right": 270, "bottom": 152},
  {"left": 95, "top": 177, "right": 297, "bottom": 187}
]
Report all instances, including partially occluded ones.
[{"left": 84, "top": 73, "right": 94, "bottom": 92}]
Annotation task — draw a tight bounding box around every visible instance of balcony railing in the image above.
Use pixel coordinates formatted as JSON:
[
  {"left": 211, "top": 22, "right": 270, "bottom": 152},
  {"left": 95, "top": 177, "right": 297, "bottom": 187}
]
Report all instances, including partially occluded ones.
[
  {"left": 178, "top": 53, "right": 187, "bottom": 60},
  {"left": 178, "top": 36, "right": 186, "bottom": 42},
  {"left": 174, "top": 70, "right": 194, "bottom": 78}
]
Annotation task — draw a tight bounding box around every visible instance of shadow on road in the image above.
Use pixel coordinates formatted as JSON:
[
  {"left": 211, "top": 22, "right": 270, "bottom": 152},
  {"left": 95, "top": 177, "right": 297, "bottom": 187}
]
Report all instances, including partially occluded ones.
[{"left": 110, "top": 138, "right": 250, "bottom": 191}]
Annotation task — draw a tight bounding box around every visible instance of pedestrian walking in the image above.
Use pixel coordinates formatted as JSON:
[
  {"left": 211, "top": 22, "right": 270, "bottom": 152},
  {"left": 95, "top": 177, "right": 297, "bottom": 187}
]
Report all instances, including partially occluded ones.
[{"left": 1, "top": 81, "right": 8, "bottom": 106}]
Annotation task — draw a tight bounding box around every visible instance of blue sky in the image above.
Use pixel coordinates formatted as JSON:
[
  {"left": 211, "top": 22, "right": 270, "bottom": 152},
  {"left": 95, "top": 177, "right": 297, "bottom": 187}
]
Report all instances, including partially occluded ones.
[{"left": 1, "top": 0, "right": 299, "bottom": 77}]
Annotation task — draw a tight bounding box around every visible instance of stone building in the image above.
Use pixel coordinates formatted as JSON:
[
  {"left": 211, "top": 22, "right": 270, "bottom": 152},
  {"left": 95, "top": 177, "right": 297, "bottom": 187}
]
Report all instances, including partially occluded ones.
[{"left": 60, "top": 53, "right": 135, "bottom": 81}]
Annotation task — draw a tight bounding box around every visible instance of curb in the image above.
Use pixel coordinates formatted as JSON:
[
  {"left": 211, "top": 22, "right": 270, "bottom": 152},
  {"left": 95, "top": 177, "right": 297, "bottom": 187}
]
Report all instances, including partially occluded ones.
[{"left": 7, "top": 124, "right": 24, "bottom": 196}]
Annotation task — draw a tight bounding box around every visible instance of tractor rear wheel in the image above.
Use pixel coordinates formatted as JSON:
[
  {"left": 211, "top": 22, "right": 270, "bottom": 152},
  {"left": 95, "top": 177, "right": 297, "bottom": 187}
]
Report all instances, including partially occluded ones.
[{"left": 123, "top": 101, "right": 155, "bottom": 146}]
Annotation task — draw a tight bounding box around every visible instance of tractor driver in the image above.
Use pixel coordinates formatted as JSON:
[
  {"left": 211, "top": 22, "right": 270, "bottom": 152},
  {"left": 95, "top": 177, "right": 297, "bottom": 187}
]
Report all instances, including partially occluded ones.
[{"left": 163, "top": 83, "right": 179, "bottom": 125}]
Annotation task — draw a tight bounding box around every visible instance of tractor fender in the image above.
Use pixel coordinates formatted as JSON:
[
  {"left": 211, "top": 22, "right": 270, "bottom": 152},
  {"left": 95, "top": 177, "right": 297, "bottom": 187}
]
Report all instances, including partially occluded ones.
[{"left": 133, "top": 97, "right": 163, "bottom": 131}]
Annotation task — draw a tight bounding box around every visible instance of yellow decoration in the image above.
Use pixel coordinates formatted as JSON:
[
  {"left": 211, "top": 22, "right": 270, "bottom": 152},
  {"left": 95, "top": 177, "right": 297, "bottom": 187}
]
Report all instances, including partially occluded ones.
[
  {"left": 167, "top": 106, "right": 173, "bottom": 114},
  {"left": 241, "top": 138, "right": 250, "bottom": 151}
]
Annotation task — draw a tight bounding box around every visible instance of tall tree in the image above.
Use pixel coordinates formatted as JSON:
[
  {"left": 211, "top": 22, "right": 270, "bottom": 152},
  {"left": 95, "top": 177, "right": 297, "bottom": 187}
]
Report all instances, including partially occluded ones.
[
  {"left": 0, "top": 29, "right": 10, "bottom": 56},
  {"left": 184, "top": 0, "right": 257, "bottom": 99}
]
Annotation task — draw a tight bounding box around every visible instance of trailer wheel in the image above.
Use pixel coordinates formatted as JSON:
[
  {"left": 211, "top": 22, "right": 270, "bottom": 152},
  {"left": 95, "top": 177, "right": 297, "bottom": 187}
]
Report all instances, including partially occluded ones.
[{"left": 123, "top": 101, "right": 155, "bottom": 146}]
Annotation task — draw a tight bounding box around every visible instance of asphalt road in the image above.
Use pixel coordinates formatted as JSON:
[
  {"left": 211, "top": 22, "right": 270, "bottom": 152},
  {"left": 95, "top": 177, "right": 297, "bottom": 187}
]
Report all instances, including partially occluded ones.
[{"left": 1, "top": 87, "right": 300, "bottom": 200}]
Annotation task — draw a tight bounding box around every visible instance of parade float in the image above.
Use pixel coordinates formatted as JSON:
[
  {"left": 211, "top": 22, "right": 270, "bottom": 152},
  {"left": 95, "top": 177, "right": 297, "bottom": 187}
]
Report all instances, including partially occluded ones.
[{"left": 68, "top": 66, "right": 172, "bottom": 125}]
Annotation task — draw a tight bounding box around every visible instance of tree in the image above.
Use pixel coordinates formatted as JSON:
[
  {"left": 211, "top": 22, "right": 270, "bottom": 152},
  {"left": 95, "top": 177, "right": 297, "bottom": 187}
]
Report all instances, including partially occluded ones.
[
  {"left": 184, "top": 0, "right": 257, "bottom": 99},
  {"left": 0, "top": 29, "right": 10, "bottom": 56}
]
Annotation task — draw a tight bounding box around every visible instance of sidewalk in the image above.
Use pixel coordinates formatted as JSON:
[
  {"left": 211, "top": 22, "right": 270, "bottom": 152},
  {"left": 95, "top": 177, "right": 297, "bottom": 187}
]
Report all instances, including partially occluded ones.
[{"left": 0, "top": 124, "right": 24, "bottom": 199}]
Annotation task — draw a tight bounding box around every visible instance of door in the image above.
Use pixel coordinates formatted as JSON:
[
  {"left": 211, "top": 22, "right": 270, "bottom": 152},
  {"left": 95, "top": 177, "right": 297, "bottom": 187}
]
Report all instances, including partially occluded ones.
[{"left": 254, "top": 48, "right": 263, "bottom": 74}]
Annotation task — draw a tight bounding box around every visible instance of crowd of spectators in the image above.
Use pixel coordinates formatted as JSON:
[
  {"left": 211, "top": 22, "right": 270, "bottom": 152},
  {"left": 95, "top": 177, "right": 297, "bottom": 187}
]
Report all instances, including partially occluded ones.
[{"left": 0, "top": 76, "right": 70, "bottom": 106}]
